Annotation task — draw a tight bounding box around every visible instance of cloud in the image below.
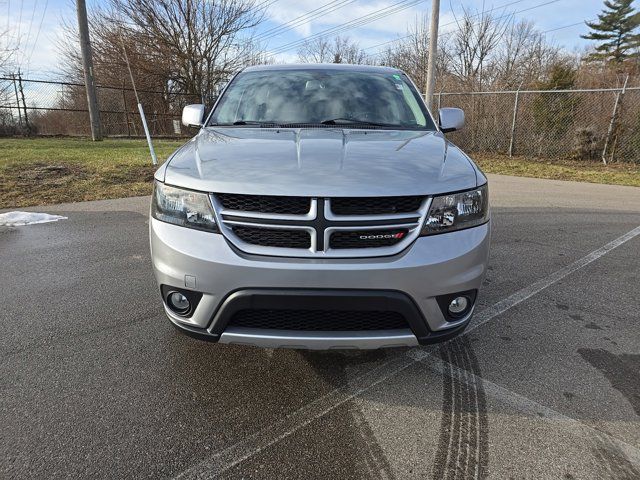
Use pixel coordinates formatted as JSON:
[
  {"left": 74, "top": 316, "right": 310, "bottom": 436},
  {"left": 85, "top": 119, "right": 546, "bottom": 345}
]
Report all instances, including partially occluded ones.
[
  {"left": 261, "top": 0, "right": 605, "bottom": 62},
  {"left": 0, "top": 0, "right": 64, "bottom": 77},
  {"left": 264, "top": 0, "right": 424, "bottom": 39}
]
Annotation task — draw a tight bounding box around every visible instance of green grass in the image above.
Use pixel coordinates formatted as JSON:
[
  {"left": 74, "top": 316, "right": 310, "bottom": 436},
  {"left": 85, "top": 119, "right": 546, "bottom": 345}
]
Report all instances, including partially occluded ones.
[
  {"left": 0, "top": 138, "right": 638, "bottom": 209},
  {"left": 0, "top": 137, "right": 184, "bottom": 208},
  {"left": 474, "top": 154, "right": 640, "bottom": 188}
]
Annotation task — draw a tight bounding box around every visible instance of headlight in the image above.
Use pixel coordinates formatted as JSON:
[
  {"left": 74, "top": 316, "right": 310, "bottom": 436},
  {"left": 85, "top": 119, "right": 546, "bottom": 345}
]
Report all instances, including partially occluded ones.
[
  {"left": 151, "top": 181, "right": 219, "bottom": 233},
  {"left": 421, "top": 184, "right": 489, "bottom": 235}
]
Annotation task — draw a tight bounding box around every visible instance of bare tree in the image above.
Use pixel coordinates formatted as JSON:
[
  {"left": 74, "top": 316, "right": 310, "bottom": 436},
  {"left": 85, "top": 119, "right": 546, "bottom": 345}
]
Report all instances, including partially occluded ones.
[
  {"left": 0, "top": 30, "right": 18, "bottom": 133},
  {"left": 0, "top": 29, "right": 17, "bottom": 74},
  {"left": 60, "top": 0, "right": 267, "bottom": 100},
  {"left": 493, "top": 20, "right": 560, "bottom": 88},
  {"left": 445, "top": 7, "right": 511, "bottom": 88},
  {"left": 113, "top": 0, "right": 265, "bottom": 97},
  {"left": 297, "top": 38, "right": 332, "bottom": 63},
  {"left": 297, "top": 36, "right": 369, "bottom": 64},
  {"left": 380, "top": 15, "right": 449, "bottom": 91}
]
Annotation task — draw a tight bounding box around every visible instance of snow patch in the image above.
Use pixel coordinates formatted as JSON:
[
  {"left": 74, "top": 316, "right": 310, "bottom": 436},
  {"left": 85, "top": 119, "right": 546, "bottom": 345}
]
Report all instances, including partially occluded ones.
[{"left": 0, "top": 211, "right": 67, "bottom": 226}]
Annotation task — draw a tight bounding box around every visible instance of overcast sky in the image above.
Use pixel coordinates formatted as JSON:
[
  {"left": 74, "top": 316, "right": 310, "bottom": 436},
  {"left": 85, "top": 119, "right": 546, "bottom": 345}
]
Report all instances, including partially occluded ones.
[{"left": 0, "top": 0, "right": 633, "bottom": 79}]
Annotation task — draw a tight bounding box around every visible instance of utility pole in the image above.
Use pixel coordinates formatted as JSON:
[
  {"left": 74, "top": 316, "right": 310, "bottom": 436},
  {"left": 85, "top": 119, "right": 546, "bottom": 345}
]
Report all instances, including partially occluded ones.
[
  {"left": 17, "top": 71, "right": 30, "bottom": 133},
  {"left": 424, "top": 0, "right": 440, "bottom": 112},
  {"left": 11, "top": 74, "right": 23, "bottom": 128},
  {"left": 76, "top": 0, "right": 102, "bottom": 141}
]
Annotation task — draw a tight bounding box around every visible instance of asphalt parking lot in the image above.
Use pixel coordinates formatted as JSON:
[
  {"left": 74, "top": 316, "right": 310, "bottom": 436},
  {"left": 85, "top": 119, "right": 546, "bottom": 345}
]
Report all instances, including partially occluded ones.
[{"left": 1, "top": 174, "right": 640, "bottom": 479}]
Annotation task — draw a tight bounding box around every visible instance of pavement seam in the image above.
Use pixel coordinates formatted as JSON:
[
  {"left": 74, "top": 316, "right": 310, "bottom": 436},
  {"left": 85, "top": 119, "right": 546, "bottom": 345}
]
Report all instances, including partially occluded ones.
[{"left": 173, "top": 224, "right": 640, "bottom": 479}]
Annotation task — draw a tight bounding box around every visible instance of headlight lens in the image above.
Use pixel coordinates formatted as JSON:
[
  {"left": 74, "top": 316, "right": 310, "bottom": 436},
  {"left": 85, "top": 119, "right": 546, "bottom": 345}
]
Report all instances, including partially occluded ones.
[
  {"left": 151, "top": 181, "right": 219, "bottom": 232},
  {"left": 421, "top": 184, "right": 489, "bottom": 235}
]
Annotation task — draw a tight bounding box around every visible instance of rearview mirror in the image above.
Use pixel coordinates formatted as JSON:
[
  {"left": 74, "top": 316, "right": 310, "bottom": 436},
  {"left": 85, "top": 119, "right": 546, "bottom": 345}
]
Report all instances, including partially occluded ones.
[
  {"left": 439, "top": 108, "right": 464, "bottom": 133},
  {"left": 182, "top": 104, "right": 205, "bottom": 128}
]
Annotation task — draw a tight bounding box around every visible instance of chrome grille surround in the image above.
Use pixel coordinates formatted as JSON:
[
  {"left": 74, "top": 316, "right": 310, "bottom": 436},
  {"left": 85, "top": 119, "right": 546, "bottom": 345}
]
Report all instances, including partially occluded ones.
[{"left": 211, "top": 194, "right": 431, "bottom": 258}]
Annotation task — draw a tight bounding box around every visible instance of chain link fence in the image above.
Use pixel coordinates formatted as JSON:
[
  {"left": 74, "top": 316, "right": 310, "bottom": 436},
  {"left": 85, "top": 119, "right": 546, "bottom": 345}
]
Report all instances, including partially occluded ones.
[
  {"left": 1, "top": 76, "right": 639, "bottom": 163},
  {"left": 437, "top": 87, "right": 640, "bottom": 163},
  {"left": 0, "top": 76, "right": 200, "bottom": 138}
]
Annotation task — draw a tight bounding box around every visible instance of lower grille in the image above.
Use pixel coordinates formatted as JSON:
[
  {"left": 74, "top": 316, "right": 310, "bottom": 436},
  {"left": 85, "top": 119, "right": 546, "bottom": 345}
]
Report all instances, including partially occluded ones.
[
  {"left": 330, "top": 229, "right": 408, "bottom": 249},
  {"left": 228, "top": 309, "right": 410, "bottom": 331},
  {"left": 232, "top": 226, "right": 310, "bottom": 249}
]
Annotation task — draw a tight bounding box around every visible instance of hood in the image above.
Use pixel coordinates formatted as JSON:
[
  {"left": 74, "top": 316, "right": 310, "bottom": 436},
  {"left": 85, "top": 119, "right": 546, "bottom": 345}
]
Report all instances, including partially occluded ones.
[{"left": 162, "top": 127, "right": 478, "bottom": 197}]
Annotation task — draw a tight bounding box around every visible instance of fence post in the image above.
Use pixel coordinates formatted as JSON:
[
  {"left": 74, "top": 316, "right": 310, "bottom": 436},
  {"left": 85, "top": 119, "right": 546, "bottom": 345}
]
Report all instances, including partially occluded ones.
[
  {"left": 602, "top": 74, "right": 629, "bottom": 165},
  {"left": 122, "top": 81, "right": 131, "bottom": 137},
  {"left": 471, "top": 92, "right": 476, "bottom": 150},
  {"left": 17, "top": 72, "right": 30, "bottom": 133},
  {"left": 11, "top": 74, "right": 23, "bottom": 128},
  {"left": 508, "top": 87, "right": 521, "bottom": 157}
]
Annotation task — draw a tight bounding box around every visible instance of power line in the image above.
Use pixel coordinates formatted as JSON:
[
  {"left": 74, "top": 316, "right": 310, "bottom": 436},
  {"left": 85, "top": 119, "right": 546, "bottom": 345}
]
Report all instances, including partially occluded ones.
[
  {"left": 366, "top": 0, "right": 564, "bottom": 58},
  {"left": 255, "top": 0, "right": 357, "bottom": 41},
  {"left": 254, "top": 0, "right": 280, "bottom": 10},
  {"left": 257, "top": 0, "right": 357, "bottom": 42},
  {"left": 15, "top": 0, "right": 24, "bottom": 51},
  {"left": 541, "top": 20, "right": 587, "bottom": 34},
  {"left": 363, "top": 0, "right": 531, "bottom": 53},
  {"left": 265, "top": 0, "right": 423, "bottom": 57},
  {"left": 19, "top": 0, "right": 38, "bottom": 70},
  {"left": 6, "top": 0, "right": 11, "bottom": 34},
  {"left": 259, "top": 0, "right": 280, "bottom": 7},
  {"left": 25, "top": 0, "right": 48, "bottom": 73}
]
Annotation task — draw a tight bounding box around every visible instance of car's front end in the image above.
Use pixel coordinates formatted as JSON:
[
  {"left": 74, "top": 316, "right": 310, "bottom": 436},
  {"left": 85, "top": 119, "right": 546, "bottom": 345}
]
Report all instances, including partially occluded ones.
[{"left": 150, "top": 64, "right": 490, "bottom": 349}]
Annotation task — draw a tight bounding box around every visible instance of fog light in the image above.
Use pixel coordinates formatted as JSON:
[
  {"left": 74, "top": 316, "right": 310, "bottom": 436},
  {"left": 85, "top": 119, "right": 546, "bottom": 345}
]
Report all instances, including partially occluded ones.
[
  {"left": 168, "top": 291, "right": 190, "bottom": 314},
  {"left": 448, "top": 296, "right": 469, "bottom": 316}
]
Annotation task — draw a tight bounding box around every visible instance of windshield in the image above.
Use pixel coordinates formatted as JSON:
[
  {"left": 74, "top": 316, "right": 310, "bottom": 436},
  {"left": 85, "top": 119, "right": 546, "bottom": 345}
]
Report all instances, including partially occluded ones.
[{"left": 208, "top": 68, "right": 435, "bottom": 130}]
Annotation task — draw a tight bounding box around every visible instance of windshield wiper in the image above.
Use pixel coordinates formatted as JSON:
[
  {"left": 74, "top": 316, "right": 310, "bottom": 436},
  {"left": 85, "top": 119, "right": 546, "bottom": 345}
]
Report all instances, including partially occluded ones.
[
  {"left": 210, "top": 120, "right": 280, "bottom": 127},
  {"left": 233, "top": 120, "right": 274, "bottom": 126},
  {"left": 320, "top": 118, "right": 397, "bottom": 127}
]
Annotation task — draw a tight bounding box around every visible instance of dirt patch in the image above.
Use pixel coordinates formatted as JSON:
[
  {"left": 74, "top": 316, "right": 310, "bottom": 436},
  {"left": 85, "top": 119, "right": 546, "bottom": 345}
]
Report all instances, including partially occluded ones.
[
  {"left": 99, "top": 165, "right": 157, "bottom": 185},
  {"left": 13, "top": 163, "right": 89, "bottom": 186}
]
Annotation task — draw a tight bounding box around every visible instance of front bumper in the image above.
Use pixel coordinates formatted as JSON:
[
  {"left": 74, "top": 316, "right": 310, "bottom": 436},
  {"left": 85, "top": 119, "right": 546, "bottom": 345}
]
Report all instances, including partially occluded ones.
[{"left": 150, "top": 218, "right": 490, "bottom": 349}]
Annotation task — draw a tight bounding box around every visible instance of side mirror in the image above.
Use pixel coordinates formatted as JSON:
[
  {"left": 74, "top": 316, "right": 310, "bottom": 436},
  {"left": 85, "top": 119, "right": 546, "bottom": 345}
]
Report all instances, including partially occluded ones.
[
  {"left": 182, "top": 104, "right": 205, "bottom": 128},
  {"left": 439, "top": 107, "right": 464, "bottom": 133}
]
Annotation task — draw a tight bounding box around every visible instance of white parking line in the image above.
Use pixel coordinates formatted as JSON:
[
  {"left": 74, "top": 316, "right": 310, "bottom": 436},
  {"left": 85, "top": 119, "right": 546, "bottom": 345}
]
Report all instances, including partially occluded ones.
[
  {"left": 466, "top": 225, "right": 640, "bottom": 335},
  {"left": 173, "top": 225, "right": 640, "bottom": 480}
]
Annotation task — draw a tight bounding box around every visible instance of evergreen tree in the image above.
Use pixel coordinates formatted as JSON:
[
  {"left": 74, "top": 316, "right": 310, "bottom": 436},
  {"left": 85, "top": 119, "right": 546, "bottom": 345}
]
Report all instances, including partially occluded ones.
[
  {"left": 532, "top": 62, "right": 579, "bottom": 140},
  {"left": 581, "top": 0, "right": 640, "bottom": 63}
]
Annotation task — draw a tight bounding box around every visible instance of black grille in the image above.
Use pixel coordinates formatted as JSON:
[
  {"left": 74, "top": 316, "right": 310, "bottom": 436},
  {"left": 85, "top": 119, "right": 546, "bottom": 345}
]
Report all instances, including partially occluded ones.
[
  {"left": 217, "top": 193, "right": 310, "bottom": 215},
  {"left": 330, "top": 229, "right": 409, "bottom": 249},
  {"left": 232, "top": 226, "right": 310, "bottom": 249},
  {"left": 331, "top": 196, "right": 423, "bottom": 215},
  {"left": 228, "top": 309, "right": 410, "bottom": 331}
]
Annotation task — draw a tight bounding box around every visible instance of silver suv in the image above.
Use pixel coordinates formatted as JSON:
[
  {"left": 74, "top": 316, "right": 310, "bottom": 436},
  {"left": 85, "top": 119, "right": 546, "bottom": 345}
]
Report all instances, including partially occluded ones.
[{"left": 150, "top": 64, "right": 490, "bottom": 349}]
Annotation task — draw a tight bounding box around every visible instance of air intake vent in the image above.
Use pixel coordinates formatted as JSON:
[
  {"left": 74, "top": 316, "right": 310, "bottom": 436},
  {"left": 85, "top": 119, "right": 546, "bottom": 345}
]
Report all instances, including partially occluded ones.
[
  {"left": 232, "top": 225, "right": 310, "bottom": 249},
  {"left": 229, "top": 309, "right": 410, "bottom": 331},
  {"left": 331, "top": 196, "right": 423, "bottom": 215},
  {"left": 217, "top": 193, "right": 310, "bottom": 215},
  {"left": 214, "top": 195, "right": 426, "bottom": 257}
]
